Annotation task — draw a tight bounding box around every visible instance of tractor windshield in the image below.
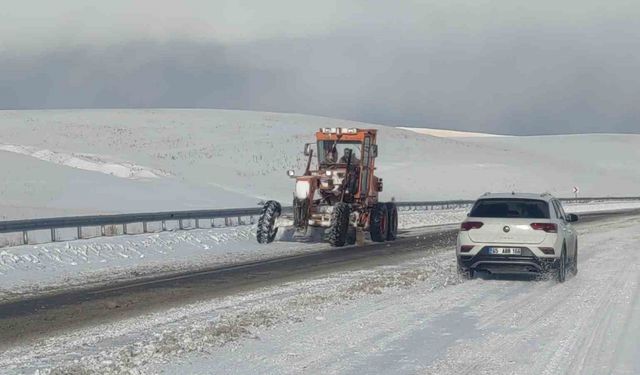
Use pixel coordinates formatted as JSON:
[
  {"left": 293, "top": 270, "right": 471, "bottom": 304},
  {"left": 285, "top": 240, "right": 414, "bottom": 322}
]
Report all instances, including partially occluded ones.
[{"left": 318, "top": 140, "right": 362, "bottom": 165}]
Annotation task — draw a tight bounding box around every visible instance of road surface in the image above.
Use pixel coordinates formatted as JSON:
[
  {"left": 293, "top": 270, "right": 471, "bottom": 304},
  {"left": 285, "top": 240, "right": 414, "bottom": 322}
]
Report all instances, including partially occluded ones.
[{"left": 0, "top": 210, "right": 638, "bottom": 374}]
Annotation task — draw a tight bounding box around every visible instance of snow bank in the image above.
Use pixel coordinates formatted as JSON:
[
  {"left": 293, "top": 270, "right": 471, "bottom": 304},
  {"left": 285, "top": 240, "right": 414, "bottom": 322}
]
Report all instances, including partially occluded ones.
[{"left": 0, "top": 144, "right": 168, "bottom": 179}]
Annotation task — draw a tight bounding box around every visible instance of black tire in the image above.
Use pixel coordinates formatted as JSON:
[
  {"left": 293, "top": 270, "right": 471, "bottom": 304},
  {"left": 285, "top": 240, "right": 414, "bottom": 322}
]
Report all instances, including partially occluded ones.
[
  {"left": 385, "top": 202, "right": 398, "bottom": 241},
  {"left": 328, "top": 203, "right": 350, "bottom": 247},
  {"left": 570, "top": 240, "right": 578, "bottom": 276},
  {"left": 557, "top": 247, "right": 567, "bottom": 283},
  {"left": 293, "top": 197, "right": 309, "bottom": 229},
  {"left": 370, "top": 203, "right": 389, "bottom": 243},
  {"left": 457, "top": 263, "right": 474, "bottom": 280},
  {"left": 346, "top": 226, "right": 357, "bottom": 245},
  {"left": 256, "top": 200, "right": 281, "bottom": 244}
]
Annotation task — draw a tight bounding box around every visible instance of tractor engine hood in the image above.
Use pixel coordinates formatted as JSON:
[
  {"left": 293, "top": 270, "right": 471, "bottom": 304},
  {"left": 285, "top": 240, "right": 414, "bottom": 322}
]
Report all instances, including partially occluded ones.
[{"left": 295, "top": 176, "right": 319, "bottom": 200}]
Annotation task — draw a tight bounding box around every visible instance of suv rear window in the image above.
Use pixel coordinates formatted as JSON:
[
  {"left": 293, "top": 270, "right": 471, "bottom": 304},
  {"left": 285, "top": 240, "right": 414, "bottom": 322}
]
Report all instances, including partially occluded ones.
[{"left": 469, "top": 199, "right": 550, "bottom": 219}]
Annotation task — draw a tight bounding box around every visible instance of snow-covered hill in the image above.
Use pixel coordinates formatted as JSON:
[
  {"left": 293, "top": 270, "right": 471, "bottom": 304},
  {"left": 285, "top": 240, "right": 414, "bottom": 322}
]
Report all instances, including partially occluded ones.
[
  {"left": 396, "top": 127, "right": 503, "bottom": 138},
  {"left": 0, "top": 109, "right": 639, "bottom": 219}
]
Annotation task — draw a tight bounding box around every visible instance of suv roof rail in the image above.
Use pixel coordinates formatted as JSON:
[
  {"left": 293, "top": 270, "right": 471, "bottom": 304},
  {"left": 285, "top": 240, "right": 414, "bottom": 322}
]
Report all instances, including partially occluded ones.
[{"left": 482, "top": 192, "right": 491, "bottom": 196}]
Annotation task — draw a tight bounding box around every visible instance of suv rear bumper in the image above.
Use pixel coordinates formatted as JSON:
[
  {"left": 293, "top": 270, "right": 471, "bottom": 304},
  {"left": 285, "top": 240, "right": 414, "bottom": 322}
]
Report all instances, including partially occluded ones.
[{"left": 458, "top": 247, "right": 558, "bottom": 274}]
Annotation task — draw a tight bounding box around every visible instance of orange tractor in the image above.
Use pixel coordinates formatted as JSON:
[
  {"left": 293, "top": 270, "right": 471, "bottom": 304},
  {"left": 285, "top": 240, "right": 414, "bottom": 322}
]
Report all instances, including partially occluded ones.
[{"left": 257, "top": 128, "right": 398, "bottom": 247}]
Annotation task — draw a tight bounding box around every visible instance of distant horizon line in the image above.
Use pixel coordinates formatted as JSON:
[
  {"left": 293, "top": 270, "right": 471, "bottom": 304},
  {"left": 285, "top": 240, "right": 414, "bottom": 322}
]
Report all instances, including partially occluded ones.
[{"left": 0, "top": 107, "right": 638, "bottom": 137}]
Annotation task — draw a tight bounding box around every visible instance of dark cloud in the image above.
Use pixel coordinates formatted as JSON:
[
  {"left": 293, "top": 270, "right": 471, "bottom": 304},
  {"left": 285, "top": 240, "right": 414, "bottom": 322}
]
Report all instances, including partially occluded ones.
[
  {"left": 1, "top": 24, "right": 639, "bottom": 135},
  {"left": 0, "top": 41, "right": 288, "bottom": 110}
]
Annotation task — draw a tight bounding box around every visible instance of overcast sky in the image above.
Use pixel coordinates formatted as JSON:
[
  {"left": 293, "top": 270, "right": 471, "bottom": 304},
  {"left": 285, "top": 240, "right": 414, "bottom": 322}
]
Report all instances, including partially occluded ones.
[{"left": 1, "top": 0, "right": 639, "bottom": 135}]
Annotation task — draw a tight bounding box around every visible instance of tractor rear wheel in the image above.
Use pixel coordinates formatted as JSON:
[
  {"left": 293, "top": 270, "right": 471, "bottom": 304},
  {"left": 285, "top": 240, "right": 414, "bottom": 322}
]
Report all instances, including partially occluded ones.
[
  {"left": 370, "top": 203, "right": 389, "bottom": 242},
  {"left": 346, "top": 226, "right": 357, "bottom": 245},
  {"left": 257, "top": 200, "right": 281, "bottom": 244},
  {"left": 328, "top": 203, "right": 351, "bottom": 247},
  {"left": 385, "top": 202, "right": 398, "bottom": 241}
]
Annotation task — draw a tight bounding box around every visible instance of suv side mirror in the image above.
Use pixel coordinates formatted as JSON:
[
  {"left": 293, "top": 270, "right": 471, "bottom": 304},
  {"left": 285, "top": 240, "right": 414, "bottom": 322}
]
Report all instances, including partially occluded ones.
[
  {"left": 304, "top": 143, "right": 313, "bottom": 156},
  {"left": 371, "top": 144, "right": 378, "bottom": 158},
  {"left": 566, "top": 213, "right": 579, "bottom": 222}
]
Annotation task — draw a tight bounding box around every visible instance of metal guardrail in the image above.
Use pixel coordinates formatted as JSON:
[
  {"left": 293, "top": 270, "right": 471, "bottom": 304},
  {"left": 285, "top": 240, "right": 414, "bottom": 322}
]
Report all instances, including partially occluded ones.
[
  {"left": 0, "top": 196, "right": 638, "bottom": 246},
  {"left": 0, "top": 208, "right": 267, "bottom": 245}
]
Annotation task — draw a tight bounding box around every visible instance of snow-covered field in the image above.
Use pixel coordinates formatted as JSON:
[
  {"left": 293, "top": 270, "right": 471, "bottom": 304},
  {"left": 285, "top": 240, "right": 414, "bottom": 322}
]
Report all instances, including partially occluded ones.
[
  {"left": 1, "top": 109, "right": 639, "bottom": 219},
  {"left": 1, "top": 109, "right": 639, "bottom": 374},
  {"left": 1, "top": 211, "right": 638, "bottom": 374},
  {"left": 1, "top": 200, "right": 639, "bottom": 304}
]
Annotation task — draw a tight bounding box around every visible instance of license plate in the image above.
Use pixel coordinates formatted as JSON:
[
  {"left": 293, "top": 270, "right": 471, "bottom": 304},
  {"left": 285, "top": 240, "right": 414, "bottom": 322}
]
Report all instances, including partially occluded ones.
[{"left": 488, "top": 247, "right": 522, "bottom": 255}]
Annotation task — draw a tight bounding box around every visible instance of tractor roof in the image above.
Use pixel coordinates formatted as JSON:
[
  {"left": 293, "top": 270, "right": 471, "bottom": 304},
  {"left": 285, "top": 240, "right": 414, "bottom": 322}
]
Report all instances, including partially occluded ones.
[{"left": 315, "top": 128, "right": 377, "bottom": 141}]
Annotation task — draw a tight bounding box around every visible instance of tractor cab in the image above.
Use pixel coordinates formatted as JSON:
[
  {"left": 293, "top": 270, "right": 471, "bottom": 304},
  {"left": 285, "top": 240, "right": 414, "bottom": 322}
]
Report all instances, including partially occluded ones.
[
  {"left": 318, "top": 140, "right": 362, "bottom": 166},
  {"left": 313, "top": 128, "right": 379, "bottom": 203}
]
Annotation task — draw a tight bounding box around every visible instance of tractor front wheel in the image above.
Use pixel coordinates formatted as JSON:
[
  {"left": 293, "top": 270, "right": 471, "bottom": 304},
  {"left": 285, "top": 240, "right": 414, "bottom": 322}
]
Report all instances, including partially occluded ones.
[
  {"left": 370, "top": 203, "right": 389, "bottom": 242},
  {"left": 328, "top": 203, "right": 351, "bottom": 247},
  {"left": 257, "top": 200, "right": 281, "bottom": 244}
]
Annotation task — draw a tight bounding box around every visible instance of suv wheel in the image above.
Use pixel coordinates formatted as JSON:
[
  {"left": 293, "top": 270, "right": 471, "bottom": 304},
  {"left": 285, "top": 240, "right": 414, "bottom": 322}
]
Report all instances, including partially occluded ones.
[
  {"left": 570, "top": 241, "right": 578, "bottom": 276},
  {"left": 557, "top": 247, "right": 567, "bottom": 283}
]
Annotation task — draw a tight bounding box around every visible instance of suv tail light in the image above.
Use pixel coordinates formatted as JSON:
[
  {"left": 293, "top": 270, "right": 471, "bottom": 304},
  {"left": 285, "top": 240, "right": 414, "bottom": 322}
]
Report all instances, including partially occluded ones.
[
  {"left": 530, "top": 223, "right": 557, "bottom": 233},
  {"left": 461, "top": 221, "right": 484, "bottom": 231}
]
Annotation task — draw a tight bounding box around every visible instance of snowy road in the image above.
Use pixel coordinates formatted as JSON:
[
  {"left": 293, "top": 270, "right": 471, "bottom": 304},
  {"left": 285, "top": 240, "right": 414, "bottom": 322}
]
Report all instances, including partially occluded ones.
[
  {"left": 0, "top": 211, "right": 639, "bottom": 374},
  {"left": 149, "top": 213, "right": 640, "bottom": 375}
]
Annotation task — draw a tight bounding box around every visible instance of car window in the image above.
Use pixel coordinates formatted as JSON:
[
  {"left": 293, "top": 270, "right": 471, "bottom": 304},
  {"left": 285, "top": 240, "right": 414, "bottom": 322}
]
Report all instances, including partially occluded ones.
[
  {"left": 469, "top": 199, "right": 550, "bottom": 219},
  {"left": 554, "top": 200, "right": 568, "bottom": 220},
  {"left": 551, "top": 200, "right": 561, "bottom": 219},
  {"left": 551, "top": 200, "right": 564, "bottom": 220}
]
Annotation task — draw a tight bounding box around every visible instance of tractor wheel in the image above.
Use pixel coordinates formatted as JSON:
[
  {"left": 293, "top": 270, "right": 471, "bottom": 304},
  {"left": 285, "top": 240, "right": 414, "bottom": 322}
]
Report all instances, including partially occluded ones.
[
  {"left": 370, "top": 203, "right": 389, "bottom": 242},
  {"left": 256, "top": 200, "right": 281, "bottom": 244},
  {"left": 385, "top": 202, "right": 398, "bottom": 241},
  {"left": 293, "top": 197, "right": 309, "bottom": 229},
  {"left": 346, "top": 226, "right": 357, "bottom": 245},
  {"left": 328, "top": 203, "right": 350, "bottom": 247}
]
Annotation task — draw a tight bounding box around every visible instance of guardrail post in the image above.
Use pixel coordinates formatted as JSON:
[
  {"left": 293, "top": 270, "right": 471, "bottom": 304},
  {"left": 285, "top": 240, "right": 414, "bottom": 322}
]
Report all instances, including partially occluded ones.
[
  {"left": 237, "top": 216, "right": 242, "bottom": 225},
  {"left": 179, "top": 219, "right": 184, "bottom": 230},
  {"left": 77, "top": 226, "right": 82, "bottom": 240},
  {"left": 101, "top": 225, "right": 106, "bottom": 236},
  {"left": 123, "top": 224, "right": 127, "bottom": 235},
  {"left": 51, "top": 228, "right": 57, "bottom": 242},
  {"left": 210, "top": 219, "right": 214, "bottom": 228},
  {"left": 143, "top": 222, "right": 148, "bottom": 233},
  {"left": 162, "top": 221, "right": 166, "bottom": 231},
  {"left": 195, "top": 219, "right": 200, "bottom": 229},
  {"left": 224, "top": 217, "right": 230, "bottom": 226},
  {"left": 22, "top": 231, "right": 28, "bottom": 245}
]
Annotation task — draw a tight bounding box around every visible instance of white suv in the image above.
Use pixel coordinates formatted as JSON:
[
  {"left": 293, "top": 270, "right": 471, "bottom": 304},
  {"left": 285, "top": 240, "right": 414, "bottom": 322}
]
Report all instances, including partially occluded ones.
[{"left": 457, "top": 193, "right": 578, "bottom": 282}]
